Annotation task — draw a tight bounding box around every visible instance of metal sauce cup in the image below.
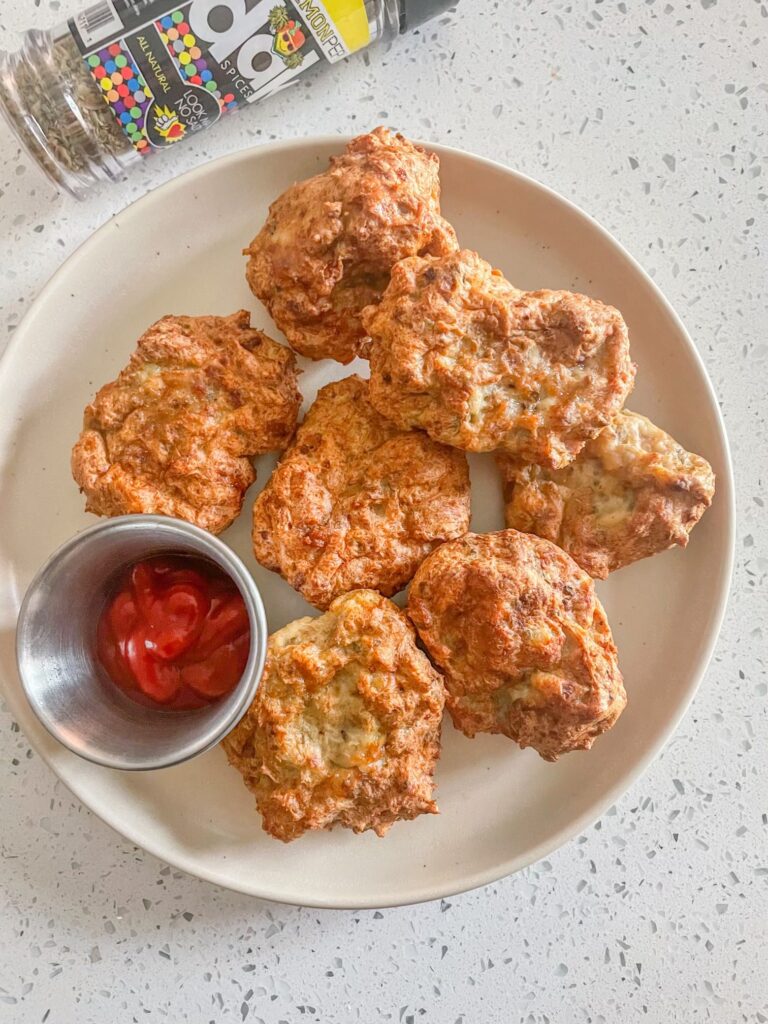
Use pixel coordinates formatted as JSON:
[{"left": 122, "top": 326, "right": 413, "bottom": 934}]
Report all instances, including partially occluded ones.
[{"left": 16, "top": 515, "right": 267, "bottom": 770}]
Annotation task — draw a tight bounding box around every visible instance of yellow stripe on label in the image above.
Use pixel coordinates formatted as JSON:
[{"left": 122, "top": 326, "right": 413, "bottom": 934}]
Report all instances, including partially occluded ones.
[{"left": 324, "top": 0, "right": 371, "bottom": 53}]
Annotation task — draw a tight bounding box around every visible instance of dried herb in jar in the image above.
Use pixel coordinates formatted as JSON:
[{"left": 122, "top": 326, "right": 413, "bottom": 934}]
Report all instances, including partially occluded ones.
[{"left": 0, "top": 0, "right": 458, "bottom": 198}]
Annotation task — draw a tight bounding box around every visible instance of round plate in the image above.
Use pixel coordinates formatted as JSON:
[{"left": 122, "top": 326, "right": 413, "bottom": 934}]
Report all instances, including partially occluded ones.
[{"left": 0, "top": 138, "right": 734, "bottom": 909}]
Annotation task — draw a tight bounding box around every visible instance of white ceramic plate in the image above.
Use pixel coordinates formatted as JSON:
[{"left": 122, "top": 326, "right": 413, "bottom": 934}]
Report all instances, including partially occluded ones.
[{"left": 0, "top": 138, "right": 734, "bottom": 909}]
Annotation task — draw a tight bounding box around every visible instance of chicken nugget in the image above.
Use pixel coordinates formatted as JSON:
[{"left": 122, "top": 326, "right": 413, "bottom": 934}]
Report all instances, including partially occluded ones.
[
  {"left": 408, "top": 530, "right": 626, "bottom": 761},
  {"left": 364, "top": 249, "right": 635, "bottom": 467},
  {"left": 222, "top": 590, "right": 445, "bottom": 842},
  {"left": 244, "top": 127, "right": 457, "bottom": 364},
  {"left": 497, "top": 409, "right": 715, "bottom": 578},
  {"left": 252, "top": 375, "right": 470, "bottom": 609},
  {"left": 72, "top": 311, "right": 301, "bottom": 534}
]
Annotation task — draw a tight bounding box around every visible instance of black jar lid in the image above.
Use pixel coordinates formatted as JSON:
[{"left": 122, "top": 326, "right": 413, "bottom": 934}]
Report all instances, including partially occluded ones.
[{"left": 399, "top": 0, "right": 459, "bottom": 32}]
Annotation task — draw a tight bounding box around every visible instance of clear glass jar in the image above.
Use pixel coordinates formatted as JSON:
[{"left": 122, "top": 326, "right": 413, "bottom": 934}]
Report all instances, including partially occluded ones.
[{"left": 0, "top": 0, "right": 456, "bottom": 198}]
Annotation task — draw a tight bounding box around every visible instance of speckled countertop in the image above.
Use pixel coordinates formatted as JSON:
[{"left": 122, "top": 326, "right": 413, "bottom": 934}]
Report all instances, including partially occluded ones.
[{"left": 1, "top": 1, "right": 766, "bottom": 1020}]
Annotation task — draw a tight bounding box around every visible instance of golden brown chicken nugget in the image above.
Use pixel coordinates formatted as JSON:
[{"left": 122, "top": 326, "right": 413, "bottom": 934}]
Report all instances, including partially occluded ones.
[
  {"left": 408, "top": 530, "right": 626, "bottom": 761},
  {"left": 497, "top": 410, "right": 715, "bottom": 579},
  {"left": 222, "top": 590, "right": 445, "bottom": 842},
  {"left": 252, "top": 374, "right": 471, "bottom": 609},
  {"left": 72, "top": 311, "right": 301, "bottom": 534},
  {"left": 364, "top": 249, "right": 635, "bottom": 467},
  {"left": 244, "top": 127, "right": 458, "bottom": 364}
]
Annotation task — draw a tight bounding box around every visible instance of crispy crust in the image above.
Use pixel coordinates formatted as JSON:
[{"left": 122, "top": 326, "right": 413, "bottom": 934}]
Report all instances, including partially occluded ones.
[
  {"left": 364, "top": 249, "right": 635, "bottom": 466},
  {"left": 252, "top": 375, "right": 471, "bottom": 609},
  {"left": 222, "top": 590, "right": 445, "bottom": 842},
  {"left": 408, "top": 530, "right": 626, "bottom": 761},
  {"left": 497, "top": 410, "right": 716, "bottom": 578},
  {"left": 244, "top": 127, "right": 458, "bottom": 364},
  {"left": 71, "top": 311, "right": 301, "bottom": 534}
]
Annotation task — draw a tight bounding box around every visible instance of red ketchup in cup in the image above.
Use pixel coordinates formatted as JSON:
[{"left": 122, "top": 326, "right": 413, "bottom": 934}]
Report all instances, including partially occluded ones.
[{"left": 96, "top": 556, "right": 250, "bottom": 710}]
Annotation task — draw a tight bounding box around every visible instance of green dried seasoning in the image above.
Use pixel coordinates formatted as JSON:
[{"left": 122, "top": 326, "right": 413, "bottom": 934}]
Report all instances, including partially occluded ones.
[{"left": 0, "top": 27, "right": 138, "bottom": 196}]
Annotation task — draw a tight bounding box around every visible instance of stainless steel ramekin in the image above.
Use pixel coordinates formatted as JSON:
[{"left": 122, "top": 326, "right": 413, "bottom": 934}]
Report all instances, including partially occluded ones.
[{"left": 16, "top": 515, "right": 267, "bottom": 770}]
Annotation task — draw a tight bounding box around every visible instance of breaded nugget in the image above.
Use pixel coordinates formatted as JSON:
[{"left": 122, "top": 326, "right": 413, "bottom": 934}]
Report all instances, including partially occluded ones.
[
  {"left": 222, "top": 590, "right": 445, "bottom": 842},
  {"left": 244, "top": 127, "right": 457, "bottom": 364},
  {"left": 364, "top": 250, "right": 635, "bottom": 467},
  {"left": 497, "top": 410, "right": 715, "bottom": 579},
  {"left": 72, "top": 311, "right": 301, "bottom": 534},
  {"left": 408, "top": 530, "right": 626, "bottom": 761},
  {"left": 252, "top": 374, "right": 470, "bottom": 609}
]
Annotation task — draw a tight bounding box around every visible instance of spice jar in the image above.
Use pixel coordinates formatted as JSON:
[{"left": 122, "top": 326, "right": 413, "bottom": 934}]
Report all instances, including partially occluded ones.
[{"left": 0, "top": 0, "right": 457, "bottom": 198}]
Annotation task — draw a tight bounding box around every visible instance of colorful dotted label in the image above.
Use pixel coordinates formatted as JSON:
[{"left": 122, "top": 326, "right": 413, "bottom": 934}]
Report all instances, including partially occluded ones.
[
  {"left": 74, "top": 0, "right": 365, "bottom": 156},
  {"left": 86, "top": 43, "right": 152, "bottom": 154},
  {"left": 156, "top": 12, "right": 237, "bottom": 113}
]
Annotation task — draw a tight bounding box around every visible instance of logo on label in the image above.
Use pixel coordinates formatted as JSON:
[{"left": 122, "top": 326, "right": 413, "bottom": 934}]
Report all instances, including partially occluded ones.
[
  {"left": 187, "top": 0, "right": 322, "bottom": 97},
  {"left": 267, "top": 5, "right": 306, "bottom": 67},
  {"left": 153, "top": 103, "right": 186, "bottom": 142}
]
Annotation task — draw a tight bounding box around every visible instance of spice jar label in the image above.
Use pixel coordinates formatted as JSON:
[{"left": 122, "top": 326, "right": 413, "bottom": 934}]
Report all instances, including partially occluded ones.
[{"left": 69, "top": 0, "right": 371, "bottom": 154}]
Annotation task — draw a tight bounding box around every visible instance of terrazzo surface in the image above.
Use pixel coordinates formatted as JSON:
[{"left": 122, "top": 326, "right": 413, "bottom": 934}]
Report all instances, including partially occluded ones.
[{"left": 1, "top": 0, "right": 766, "bottom": 1020}]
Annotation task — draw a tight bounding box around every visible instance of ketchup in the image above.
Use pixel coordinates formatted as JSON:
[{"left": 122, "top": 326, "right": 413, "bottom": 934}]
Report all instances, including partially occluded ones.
[{"left": 96, "top": 556, "right": 250, "bottom": 711}]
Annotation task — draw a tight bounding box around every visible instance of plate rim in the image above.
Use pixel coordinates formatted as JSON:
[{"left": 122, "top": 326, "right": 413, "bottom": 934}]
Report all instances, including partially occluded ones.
[{"left": 0, "top": 134, "right": 736, "bottom": 909}]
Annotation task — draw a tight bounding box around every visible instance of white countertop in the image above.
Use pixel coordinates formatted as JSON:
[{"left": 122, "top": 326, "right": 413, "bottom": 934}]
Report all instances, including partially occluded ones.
[{"left": 1, "top": 1, "right": 766, "bottom": 1020}]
